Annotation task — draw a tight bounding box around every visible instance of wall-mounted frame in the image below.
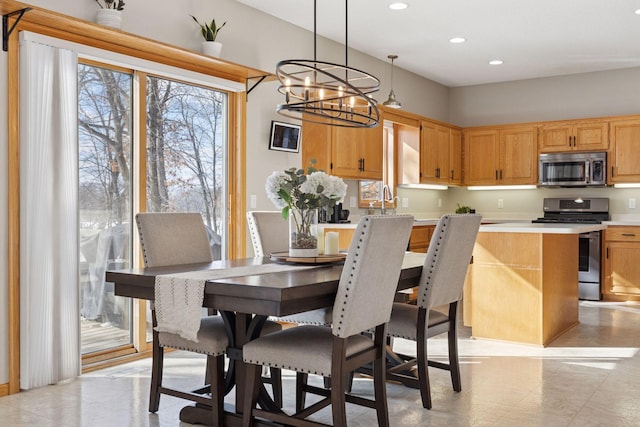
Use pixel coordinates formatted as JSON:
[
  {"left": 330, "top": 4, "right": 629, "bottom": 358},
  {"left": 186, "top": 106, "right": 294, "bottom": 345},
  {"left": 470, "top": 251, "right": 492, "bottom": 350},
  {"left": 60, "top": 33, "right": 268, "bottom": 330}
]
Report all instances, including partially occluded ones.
[{"left": 269, "top": 120, "right": 301, "bottom": 153}]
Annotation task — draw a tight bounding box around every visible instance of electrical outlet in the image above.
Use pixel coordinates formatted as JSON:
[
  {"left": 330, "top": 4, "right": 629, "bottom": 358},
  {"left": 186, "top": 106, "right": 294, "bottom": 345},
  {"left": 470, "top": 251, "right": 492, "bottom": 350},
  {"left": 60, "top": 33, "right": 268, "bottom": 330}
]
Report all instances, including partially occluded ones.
[
  {"left": 438, "top": 198, "right": 442, "bottom": 208},
  {"left": 250, "top": 194, "right": 257, "bottom": 209},
  {"left": 498, "top": 199, "right": 504, "bottom": 209},
  {"left": 349, "top": 196, "right": 357, "bottom": 208},
  {"left": 402, "top": 197, "right": 409, "bottom": 208},
  {"left": 630, "top": 198, "right": 636, "bottom": 209}
]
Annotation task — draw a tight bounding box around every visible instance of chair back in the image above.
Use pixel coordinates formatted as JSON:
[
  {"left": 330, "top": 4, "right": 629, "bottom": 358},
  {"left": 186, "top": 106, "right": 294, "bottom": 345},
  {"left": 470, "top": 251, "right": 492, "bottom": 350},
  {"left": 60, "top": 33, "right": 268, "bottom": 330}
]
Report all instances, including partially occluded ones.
[
  {"left": 332, "top": 215, "right": 414, "bottom": 338},
  {"left": 246, "top": 211, "right": 289, "bottom": 257},
  {"left": 417, "top": 214, "right": 482, "bottom": 309},
  {"left": 136, "top": 212, "right": 213, "bottom": 267}
]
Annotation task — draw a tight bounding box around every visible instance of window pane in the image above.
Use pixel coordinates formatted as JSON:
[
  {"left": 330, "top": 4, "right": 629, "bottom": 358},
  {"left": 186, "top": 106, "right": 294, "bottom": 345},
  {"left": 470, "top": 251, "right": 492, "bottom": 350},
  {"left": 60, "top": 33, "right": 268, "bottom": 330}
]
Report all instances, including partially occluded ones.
[
  {"left": 78, "top": 64, "right": 133, "bottom": 354},
  {"left": 145, "top": 76, "right": 226, "bottom": 258}
]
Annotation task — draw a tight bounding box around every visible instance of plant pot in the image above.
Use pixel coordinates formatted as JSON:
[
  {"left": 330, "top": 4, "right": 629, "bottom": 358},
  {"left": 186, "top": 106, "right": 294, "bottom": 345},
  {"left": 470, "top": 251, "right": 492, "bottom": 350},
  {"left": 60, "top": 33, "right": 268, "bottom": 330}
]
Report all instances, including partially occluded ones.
[
  {"left": 201, "top": 41, "right": 222, "bottom": 57},
  {"left": 95, "top": 9, "right": 122, "bottom": 29}
]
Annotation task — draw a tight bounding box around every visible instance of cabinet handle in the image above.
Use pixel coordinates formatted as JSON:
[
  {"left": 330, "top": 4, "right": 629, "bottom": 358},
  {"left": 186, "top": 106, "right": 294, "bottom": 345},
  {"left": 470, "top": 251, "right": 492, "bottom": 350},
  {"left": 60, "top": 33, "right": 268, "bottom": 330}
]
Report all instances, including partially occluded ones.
[
  {"left": 362, "top": 158, "right": 365, "bottom": 171},
  {"left": 611, "top": 166, "right": 615, "bottom": 178},
  {"left": 606, "top": 247, "right": 609, "bottom": 258},
  {"left": 495, "top": 170, "right": 499, "bottom": 180},
  {"left": 499, "top": 170, "right": 503, "bottom": 180},
  {"left": 436, "top": 167, "right": 440, "bottom": 178},
  {"left": 622, "top": 233, "right": 636, "bottom": 237},
  {"left": 450, "top": 170, "right": 454, "bottom": 180}
]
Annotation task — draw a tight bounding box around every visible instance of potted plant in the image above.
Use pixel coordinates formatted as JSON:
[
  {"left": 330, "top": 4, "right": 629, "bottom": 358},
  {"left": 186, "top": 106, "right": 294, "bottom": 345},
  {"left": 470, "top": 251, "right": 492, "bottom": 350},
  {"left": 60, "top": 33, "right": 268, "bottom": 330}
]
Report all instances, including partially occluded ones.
[
  {"left": 95, "top": 0, "right": 125, "bottom": 29},
  {"left": 191, "top": 15, "right": 226, "bottom": 57}
]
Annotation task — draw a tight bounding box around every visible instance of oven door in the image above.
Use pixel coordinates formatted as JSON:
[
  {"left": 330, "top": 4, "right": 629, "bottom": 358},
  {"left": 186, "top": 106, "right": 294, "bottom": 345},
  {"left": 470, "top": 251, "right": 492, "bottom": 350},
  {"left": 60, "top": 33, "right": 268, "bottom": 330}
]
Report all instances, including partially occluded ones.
[{"left": 578, "top": 231, "right": 601, "bottom": 300}]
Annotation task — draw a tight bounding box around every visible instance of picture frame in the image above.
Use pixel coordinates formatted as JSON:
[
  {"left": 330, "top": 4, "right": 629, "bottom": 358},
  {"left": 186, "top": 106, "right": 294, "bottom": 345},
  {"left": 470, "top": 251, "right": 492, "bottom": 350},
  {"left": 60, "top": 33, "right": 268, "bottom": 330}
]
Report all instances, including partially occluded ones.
[{"left": 269, "top": 120, "right": 301, "bottom": 153}]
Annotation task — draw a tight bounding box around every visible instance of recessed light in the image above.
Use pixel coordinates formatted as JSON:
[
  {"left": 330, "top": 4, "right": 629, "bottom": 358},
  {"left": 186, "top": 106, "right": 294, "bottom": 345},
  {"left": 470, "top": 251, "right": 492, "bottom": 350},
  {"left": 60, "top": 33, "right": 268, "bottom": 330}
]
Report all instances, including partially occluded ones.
[
  {"left": 389, "top": 2, "right": 408, "bottom": 10},
  {"left": 449, "top": 37, "right": 466, "bottom": 44},
  {"left": 489, "top": 60, "right": 504, "bottom": 65},
  {"left": 635, "top": 8, "right": 640, "bottom": 14}
]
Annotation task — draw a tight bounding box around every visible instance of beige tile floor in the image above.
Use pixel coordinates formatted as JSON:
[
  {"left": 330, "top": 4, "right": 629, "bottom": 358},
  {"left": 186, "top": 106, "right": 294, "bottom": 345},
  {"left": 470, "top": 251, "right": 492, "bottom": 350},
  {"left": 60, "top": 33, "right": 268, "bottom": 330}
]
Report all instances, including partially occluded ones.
[{"left": 1, "top": 300, "right": 639, "bottom": 426}]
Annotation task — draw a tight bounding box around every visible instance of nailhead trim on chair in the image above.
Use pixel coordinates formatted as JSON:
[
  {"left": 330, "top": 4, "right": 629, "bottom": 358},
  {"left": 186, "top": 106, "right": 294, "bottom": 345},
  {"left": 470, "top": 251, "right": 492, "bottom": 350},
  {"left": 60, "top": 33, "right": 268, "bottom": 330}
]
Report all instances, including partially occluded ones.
[
  {"left": 160, "top": 343, "right": 226, "bottom": 357},
  {"left": 335, "top": 217, "right": 369, "bottom": 336},
  {"left": 242, "top": 360, "right": 330, "bottom": 377},
  {"left": 420, "top": 215, "right": 447, "bottom": 309}
]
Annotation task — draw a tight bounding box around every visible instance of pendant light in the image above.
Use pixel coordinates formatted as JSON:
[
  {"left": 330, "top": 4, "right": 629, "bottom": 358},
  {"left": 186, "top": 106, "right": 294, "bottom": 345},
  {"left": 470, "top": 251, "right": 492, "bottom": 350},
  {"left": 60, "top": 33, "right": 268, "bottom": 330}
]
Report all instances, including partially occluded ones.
[
  {"left": 383, "top": 54, "right": 402, "bottom": 109},
  {"left": 275, "top": 0, "right": 380, "bottom": 128}
]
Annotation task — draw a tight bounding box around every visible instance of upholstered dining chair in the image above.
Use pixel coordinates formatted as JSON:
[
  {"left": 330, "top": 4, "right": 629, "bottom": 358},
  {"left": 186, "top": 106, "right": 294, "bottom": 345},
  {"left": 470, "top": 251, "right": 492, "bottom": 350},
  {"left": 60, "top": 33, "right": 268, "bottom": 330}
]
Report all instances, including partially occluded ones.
[
  {"left": 246, "top": 211, "right": 289, "bottom": 257},
  {"left": 385, "top": 213, "right": 482, "bottom": 410},
  {"left": 241, "top": 214, "right": 414, "bottom": 427},
  {"left": 136, "top": 212, "right": 282, "bottom": 424}
]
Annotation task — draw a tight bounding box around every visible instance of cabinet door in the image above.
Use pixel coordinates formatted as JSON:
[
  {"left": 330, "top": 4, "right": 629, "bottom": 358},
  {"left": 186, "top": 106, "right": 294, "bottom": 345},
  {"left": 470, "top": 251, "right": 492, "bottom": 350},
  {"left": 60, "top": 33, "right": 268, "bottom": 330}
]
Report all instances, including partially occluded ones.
[
  {"left": 604, "top": 242, "right": 640, "bottom": 296},
  {"left": 420, "top": 122, "right": 449, "bottom": 183},
  {"left": 449, "top": 128, "right": 463, "bottom": 184},
  {"left": 301, "top": 118, "right": 332, "bottom": 172},
  {"left": 575, "top": 122, "right": 608, "bottom": 151},
  {"left": 609, "top": 119, "right": 640, "bottom": 183},
  {"left": 539, "top": 124, "right": 572, "bottom": 152},
  {"left": 499, "top": 127, "right": 538, "bottom": 184},
  {"left": 332, "top": 126, "right": 383, "bottom": 180},
  {"left": 463, "top": 130, "right": 499, "bottom": 185},
  {"left": 396, "top": 123, "right": 421, "bottom": 185}
]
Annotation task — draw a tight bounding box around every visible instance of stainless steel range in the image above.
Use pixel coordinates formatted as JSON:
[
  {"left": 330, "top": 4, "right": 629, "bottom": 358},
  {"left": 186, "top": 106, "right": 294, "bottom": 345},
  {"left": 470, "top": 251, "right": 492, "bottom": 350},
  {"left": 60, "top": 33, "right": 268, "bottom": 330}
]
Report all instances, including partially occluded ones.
[{"left": 533, "top": 197, "right": 609, "bottom": 301}]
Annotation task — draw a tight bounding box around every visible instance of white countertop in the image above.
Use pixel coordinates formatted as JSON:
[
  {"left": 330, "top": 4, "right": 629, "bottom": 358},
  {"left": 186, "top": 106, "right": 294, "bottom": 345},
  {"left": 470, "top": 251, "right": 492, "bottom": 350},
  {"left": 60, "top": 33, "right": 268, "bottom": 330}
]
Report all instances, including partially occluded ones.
[{"left": 479, "top": 222, "right": 607, "bottom": 234}]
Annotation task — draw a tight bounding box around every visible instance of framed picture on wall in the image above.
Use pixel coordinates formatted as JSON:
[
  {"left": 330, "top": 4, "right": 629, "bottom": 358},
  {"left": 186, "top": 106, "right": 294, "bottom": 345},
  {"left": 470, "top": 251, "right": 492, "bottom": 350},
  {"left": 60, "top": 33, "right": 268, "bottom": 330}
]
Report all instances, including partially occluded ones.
[{"left": 269, "top": 120, "right": 301, "bottom": 153}]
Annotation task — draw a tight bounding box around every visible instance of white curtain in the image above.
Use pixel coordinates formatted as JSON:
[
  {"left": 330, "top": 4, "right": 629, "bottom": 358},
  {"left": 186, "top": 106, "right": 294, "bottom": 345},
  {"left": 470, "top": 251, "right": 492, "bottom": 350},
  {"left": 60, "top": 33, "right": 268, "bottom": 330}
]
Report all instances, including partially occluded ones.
[{"left": 19, "top": 37, "right": 80, "bottom": 389}]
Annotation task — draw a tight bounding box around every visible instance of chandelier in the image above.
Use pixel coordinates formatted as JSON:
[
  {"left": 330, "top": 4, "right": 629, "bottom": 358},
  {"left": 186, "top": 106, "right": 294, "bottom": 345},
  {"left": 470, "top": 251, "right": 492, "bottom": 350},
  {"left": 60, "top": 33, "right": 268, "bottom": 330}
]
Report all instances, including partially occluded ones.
[{"left": 276, "top": 0, "right": 380, "bottom": 128}]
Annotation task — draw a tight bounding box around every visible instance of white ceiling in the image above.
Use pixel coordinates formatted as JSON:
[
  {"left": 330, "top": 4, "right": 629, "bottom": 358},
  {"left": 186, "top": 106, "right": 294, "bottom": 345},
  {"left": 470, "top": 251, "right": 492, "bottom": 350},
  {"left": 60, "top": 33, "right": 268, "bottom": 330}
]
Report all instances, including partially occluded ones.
[{"left": 235, "top": 0, "right": 640, "bottom": 87}]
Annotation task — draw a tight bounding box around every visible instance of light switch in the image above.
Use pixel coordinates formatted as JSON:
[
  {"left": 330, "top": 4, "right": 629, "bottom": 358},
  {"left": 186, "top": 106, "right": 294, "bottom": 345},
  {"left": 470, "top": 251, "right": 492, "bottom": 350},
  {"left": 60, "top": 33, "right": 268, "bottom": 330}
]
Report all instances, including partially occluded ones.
[
  {"left": 630, "top": 198, "right": 636, "bottom": 209},
  {"left": 250, "top": 194, "right": 257, "bottom": 209},
  {"left": 498, "top": 199, "right": 504, "bottom": 209},
  {"left": 402, "top": 197, "right": 409, "bottom": 208},
  {"left": 349, "top": 196, "right": 357, "bottom": 208}
]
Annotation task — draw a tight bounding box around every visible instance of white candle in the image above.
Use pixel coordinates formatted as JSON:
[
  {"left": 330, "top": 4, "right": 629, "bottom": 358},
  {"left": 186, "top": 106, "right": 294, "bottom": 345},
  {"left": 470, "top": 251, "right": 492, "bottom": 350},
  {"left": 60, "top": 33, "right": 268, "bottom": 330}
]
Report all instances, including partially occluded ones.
[
  {"left": 317, "top": 229, "right": 325, "bottom": 255},
  {"left": 325, "top": 232, "right": 340, "bottom": 255}
]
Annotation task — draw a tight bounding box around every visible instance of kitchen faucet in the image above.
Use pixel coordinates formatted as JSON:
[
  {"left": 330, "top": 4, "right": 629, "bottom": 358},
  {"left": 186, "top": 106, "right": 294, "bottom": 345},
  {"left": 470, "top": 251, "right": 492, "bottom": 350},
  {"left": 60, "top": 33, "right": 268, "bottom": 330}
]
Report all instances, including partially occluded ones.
[{"left": 380, "top": 184, "right": 394, "bottom": 215}]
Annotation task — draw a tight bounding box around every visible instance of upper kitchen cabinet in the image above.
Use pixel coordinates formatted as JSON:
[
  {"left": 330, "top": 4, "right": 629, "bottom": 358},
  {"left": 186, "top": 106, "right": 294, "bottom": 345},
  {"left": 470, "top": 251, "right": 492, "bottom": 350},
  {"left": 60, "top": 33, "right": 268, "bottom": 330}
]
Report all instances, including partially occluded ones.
[
  {"left": 420, "top": 121, "right": 463, "bottom": 185},
  {"left": 609, "top": 118, "right": 640, "bottom": 183},
  {"left": 539, "top": 120, "right": 609, "bottom": 152},
  {"left": 463, "top": 125, "right": 537, "bottom": 185},
  {"left": 301, "top": 116, "right": 383, "bottom": 180}
]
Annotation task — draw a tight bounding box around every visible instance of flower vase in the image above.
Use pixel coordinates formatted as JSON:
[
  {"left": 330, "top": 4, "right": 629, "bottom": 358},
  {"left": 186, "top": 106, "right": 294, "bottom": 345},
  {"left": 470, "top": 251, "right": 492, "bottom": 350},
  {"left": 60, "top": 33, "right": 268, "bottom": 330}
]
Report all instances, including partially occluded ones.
[{"left": 289, "top": 208, "right": 318, "bottom": 257}]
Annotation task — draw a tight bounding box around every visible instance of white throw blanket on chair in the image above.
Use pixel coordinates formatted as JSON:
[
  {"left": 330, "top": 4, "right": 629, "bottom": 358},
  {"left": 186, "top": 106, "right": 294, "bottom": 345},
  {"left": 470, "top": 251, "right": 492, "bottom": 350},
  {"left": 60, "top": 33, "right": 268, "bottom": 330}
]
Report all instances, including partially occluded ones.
[{"left": 154, "top": 263, "right": 313, "bottom": 341}]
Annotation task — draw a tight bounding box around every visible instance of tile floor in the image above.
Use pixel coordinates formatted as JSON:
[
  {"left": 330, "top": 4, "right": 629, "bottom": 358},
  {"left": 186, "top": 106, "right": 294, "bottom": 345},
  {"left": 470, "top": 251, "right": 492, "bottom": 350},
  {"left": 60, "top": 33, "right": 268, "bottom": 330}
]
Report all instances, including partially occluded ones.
[{"left": 1, "top": 301, "right": 639, "bottom": 426}]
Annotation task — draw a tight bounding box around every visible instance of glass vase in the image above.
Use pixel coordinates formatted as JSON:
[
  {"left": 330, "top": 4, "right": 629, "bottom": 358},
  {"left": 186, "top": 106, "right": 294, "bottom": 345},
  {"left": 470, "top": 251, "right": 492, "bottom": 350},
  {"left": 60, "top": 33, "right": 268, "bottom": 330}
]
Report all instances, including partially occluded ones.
[{"left": 289, "top": 208, "right": 318, "bottom": 257}]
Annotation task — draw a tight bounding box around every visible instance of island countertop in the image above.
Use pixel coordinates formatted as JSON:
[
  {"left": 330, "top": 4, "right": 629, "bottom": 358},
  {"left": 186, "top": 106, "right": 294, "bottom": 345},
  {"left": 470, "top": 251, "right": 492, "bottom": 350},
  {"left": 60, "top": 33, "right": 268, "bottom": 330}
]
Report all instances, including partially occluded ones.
[{"left": 478, "top": 222, "right": 606, "bottom": 234}]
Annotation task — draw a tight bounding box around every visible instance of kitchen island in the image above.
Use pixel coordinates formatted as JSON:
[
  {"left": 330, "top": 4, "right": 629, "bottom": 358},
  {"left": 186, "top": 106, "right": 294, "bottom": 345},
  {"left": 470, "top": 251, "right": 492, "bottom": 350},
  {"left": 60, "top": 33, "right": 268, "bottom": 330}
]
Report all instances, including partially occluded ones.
[{"left": 464, "top": 222, "right": 606, "bottom": 347}]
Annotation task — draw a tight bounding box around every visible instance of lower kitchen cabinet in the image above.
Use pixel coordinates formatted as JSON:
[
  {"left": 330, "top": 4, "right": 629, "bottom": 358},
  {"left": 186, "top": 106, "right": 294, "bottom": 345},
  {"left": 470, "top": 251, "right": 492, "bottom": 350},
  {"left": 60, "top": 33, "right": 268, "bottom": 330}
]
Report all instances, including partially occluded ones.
[
  {"left": 409, "top": 225, "right": 433, "bottom": 253},
  {"left": 603, "top": 226, "right": 640, "bottom": 300}
]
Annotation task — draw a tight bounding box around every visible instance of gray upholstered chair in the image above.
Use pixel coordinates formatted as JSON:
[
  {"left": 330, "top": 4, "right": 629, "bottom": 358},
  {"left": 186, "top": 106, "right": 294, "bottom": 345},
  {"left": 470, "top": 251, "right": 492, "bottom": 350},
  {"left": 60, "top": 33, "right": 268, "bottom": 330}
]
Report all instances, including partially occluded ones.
[
  {"left": 246, "top": 211, "right": 289, "bottom": 257},
  {"left": 386, "top": 214, "right": 482, "bottom": 409},
  {"left": 241, "top": 214, "right": 414, "bottom": 427},
  {"left": 136, "top": 212, "right": 282, "bottom": 423}
]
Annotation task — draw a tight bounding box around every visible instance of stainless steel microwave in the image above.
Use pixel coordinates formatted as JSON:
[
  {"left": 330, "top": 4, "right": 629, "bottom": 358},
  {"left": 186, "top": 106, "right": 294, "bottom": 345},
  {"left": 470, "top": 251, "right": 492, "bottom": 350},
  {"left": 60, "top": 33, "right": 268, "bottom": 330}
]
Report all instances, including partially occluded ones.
[{"left": 539, "top": 152, "right": 606, "bottom": 187}]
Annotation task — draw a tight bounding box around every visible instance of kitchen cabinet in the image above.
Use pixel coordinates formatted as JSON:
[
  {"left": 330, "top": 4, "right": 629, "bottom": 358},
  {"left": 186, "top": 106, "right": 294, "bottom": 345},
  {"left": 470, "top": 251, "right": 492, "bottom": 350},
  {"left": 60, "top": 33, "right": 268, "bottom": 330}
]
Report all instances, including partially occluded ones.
[
  {"left": 603, "top": 226, "right": 640, "bottom": 300},
  {"left": 539, "top": 120, "right": 608, "bottom": 152},
  {"left": 463, "top": 125, "right": 537, "bottom": 185},
  {"left": 609, "top": 119, "right": 640, "bottom": 184},
  {"left": 301, "top": 117, "right": 383, "bottom": 180},
  {"left": 420, "top": 122, "right": 462, "bottom": 185},
  {"left": 409, "top": 225, "right": 434, "bottom": 253}
]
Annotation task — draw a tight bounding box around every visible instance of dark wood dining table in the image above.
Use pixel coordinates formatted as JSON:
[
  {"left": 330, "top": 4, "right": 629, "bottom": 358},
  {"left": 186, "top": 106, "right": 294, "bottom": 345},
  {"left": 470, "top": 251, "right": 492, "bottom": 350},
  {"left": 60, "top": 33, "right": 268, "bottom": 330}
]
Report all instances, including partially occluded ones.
[{"left": 106, "top": 254, "right": 425, "bottom": 426}]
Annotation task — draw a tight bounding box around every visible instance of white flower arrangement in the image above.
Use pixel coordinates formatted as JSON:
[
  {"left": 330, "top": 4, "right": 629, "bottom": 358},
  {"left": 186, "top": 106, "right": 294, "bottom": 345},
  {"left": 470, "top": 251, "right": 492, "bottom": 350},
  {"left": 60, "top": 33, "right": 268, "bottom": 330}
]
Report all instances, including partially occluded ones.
[{"left": 265, "top": 165, "right": 347, "bottom": 219}]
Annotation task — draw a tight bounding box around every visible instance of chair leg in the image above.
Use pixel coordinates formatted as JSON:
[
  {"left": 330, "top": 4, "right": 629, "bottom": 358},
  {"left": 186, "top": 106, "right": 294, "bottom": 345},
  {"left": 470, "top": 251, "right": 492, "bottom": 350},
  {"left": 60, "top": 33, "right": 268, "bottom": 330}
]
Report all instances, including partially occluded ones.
[
  {"left": 417, "top": 312, "right": 432, "bottom": 409},
  {"left": 269, "top": 367, "right": 283, "bottom": 408},
  {"left": 373, "top": 349, "right": 390, "bottom": 427},
  {"left": 448, "top": 310, "right": 462, "bottom": 392},
  {"left": 208, "top": 355, "right": 225, "bottom": 427},
  {"left": 296, "top": 372, "right": 308, "bottom": 413},
  {"left": 242, "top": 364, "right": 263, "bottom": 427},
  {"left": 149, "top": 336, "right": 163, "bottom": 413},
  {"left": 330, "top": 371, "right": 347, "bottom": 427}
]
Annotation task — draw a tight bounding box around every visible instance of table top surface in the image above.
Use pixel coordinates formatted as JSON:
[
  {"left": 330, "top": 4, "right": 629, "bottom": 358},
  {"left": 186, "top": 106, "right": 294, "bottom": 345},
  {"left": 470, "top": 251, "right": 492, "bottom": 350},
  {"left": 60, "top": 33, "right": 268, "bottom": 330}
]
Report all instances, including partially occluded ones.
[{"left": 108, "top": 253, "right": 425, "bottom": 317}]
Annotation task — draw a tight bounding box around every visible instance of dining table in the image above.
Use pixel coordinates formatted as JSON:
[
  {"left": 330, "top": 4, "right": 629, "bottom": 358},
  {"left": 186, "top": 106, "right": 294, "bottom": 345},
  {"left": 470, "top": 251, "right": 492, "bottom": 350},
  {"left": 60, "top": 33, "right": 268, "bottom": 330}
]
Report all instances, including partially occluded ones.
[{"left": 106, "top": 252, "right": 426, "bottom": 426}]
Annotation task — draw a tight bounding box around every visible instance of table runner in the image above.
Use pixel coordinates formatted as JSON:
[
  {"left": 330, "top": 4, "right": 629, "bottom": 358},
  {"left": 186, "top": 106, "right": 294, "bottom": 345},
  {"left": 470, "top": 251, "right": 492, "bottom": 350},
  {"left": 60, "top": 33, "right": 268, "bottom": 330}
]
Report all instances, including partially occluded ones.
[{"left": 154, "top": 263, "right": 315, "bottom": 342}]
